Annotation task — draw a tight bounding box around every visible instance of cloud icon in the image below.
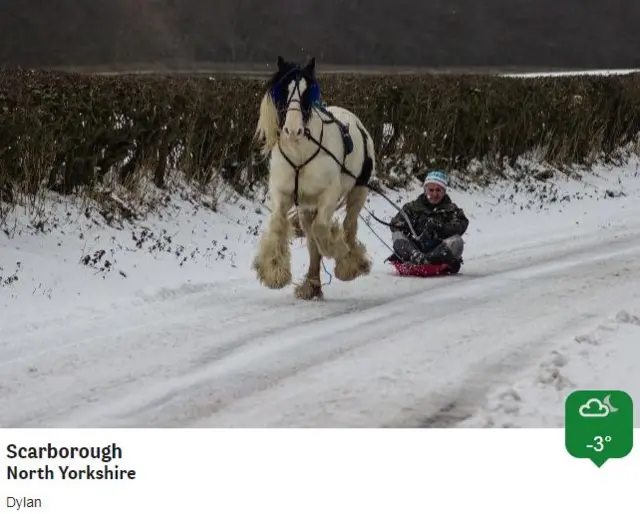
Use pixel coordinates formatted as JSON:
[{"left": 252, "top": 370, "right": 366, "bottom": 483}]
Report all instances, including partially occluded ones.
[{"left": 579, "top": 398, "right": 610, "bottom": 417}]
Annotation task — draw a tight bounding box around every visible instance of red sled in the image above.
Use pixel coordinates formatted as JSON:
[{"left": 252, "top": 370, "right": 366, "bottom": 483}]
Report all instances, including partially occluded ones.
[{"left": 389, "top": 260, "right": 459, "bottom": 277}]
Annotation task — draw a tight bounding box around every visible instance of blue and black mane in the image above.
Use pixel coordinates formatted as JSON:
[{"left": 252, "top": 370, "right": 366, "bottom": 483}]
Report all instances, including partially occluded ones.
[{"left": 266, "top": 56, "right": 321, "bottom": 122}]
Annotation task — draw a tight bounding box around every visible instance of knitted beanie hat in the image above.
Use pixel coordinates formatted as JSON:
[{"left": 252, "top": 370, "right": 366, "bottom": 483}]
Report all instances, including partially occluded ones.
[{"left": 424, "top": 170, "right": 449, "bottom": 189}]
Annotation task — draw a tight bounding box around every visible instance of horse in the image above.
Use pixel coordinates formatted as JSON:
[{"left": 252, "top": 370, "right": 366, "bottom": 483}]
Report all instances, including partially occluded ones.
[{"left": 252, "top": 56, "right": 377, "bottom": 300}]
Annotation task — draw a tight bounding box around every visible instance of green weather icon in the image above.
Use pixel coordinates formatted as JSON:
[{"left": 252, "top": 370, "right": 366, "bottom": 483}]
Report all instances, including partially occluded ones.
[{"left": 566, "top": 390, "right": 633, "bottom": 467}]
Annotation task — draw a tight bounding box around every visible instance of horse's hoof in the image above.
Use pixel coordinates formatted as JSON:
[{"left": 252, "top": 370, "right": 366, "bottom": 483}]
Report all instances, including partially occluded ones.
[
  {"left": 294, "top": 280, "right": 323, "bottom": 300},
  {"left": 334, "top": 245, "right": 371, "bottom": 281},
  {"left": 335, "top": 256, "right": 371, "bottom": 281},
  {"left": 334, "top": 259, "right": 357, "bottom": 281},
  {"left": 357, "top": 254, "right": 372, "bottom": 275},
  {"left": 253, "top": 256, "right": 292, "bottom": 289}
]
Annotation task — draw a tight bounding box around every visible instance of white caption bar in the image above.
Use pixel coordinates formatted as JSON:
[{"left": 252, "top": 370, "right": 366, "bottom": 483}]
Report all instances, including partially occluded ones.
[{"left": 0, "top": 429, "right": 637, "bottom": 513}]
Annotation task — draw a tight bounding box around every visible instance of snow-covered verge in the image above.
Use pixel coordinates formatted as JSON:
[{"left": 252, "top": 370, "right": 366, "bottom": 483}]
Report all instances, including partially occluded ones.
[
  {"left": 1, "top": 156, "right": 640, "bottom": 427},
  {"left": 1, "top": 158, "right": 637, "bottom": 320},
  {"left": 459, "top": 306, "right": 640, "bottom": 428},
  {"left": 502, "top": 68, "right": 640, "bottom": 77}
]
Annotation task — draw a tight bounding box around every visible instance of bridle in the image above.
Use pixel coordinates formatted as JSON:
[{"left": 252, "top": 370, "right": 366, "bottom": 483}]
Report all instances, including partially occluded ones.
[
  {"left": 270, "top": 69, "right": 328, "bottom": 205},
  {"left": 270, "top": 68, "right": 319, "bottom": 130},
  {"left": 266, "top": 67, "right": 420, "bottom": 239}
]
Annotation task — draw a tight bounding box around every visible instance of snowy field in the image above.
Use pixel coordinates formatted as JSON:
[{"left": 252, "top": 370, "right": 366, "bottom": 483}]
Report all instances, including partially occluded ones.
[{"left": 1, "top": 157, "right": 640, "bottom": 428}]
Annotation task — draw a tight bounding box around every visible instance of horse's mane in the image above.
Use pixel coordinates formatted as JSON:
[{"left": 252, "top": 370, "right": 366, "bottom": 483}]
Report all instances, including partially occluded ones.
[
  {"left": 254, "top": 57, "right": 317, "bottom": 157},
  {"left": 254, "top": 91, "right": 280, "bottom": 157}
]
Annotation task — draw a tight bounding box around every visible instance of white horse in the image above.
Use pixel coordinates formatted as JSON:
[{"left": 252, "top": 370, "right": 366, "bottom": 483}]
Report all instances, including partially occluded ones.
[{"left": 252, "top": 56, "right": 377, "bottom": 300}]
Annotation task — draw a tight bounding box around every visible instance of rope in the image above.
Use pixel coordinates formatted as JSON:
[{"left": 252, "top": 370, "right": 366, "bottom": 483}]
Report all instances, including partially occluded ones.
[
  {"left": 360, "top": 210, "right": 396, "bottom": 254},
  {"left": 320, "top": 258, "right": 333, "bottom": 285},
  {"left": 314, "top": 212, "right": 401, "bottom": 286}
]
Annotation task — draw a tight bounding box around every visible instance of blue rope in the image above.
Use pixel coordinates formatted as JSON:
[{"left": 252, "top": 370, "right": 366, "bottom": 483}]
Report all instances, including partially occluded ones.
[{"left": 321, "top": 258, "right": 333, "bottom": 286}]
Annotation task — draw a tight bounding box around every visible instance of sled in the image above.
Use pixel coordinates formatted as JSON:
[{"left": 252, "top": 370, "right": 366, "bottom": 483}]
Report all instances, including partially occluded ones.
[{"left": 389, "top": 260, "right": 454, "bottom": 277}]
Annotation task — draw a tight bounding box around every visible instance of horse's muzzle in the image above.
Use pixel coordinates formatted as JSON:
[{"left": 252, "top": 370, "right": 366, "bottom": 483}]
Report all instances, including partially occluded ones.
[{"left": 283, "top": 125, "right": 304, "bottom": 142}]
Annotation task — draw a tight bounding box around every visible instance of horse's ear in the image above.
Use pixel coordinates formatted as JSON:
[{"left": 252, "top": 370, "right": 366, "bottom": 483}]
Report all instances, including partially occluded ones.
[
  {"left": 277, "top": 56, "right": 285, "bottom": 70},
  {"left": 304, "top": 57, "right": 316, "bottom": 74}
]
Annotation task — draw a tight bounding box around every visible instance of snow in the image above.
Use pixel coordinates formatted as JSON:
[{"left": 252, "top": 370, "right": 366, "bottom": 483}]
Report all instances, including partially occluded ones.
[
  {"left": 460, "top": 308, "right": 640, "bottom": 428},
  {"left": 2, "top": 156, "right": 640, "bottom": 428},
  {"left": 502, "top": 68, "right": 640, "bottom": 78}
]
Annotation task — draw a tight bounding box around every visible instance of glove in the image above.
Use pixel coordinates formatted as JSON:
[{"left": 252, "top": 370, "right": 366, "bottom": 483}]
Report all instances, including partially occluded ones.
[
  {"left": 419, "top": 220, "right": 442, "bottom": 240},
  {"left": 390, "top": 213, "right": 409, "bottom": 235},
  {"left": 418, "top": 230, "right": 436, "bottom": 242}
]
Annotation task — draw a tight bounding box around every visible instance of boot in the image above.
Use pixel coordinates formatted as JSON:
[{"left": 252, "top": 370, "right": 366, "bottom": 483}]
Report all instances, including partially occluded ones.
[
  {"left": 424, "top": 244, "right": 463, "bottom": 273},
  {"left": 391, "top": 238, "right": 429, "bottom": 264},
  {"left": 446, "top": 256, "right": 463, "bottom": 274},
  {"left": 385, "top": 253, "right": 402, "bottom": 263},
  {"left": 424, "top": 243, "right": 457, "bottom": 266}
]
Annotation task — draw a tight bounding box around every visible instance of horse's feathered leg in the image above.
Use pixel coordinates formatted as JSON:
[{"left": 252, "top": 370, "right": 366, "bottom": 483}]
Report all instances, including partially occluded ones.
[
  {"left": 335, "top": 185, "right": 372, "bottom": 281},
  {"left": 252, "top": 189, "right": 293, "bottom": 289},
  {"left": 311, "top": 179, "right": 349, "bottom": 260},
  {"left": 294, "top": 209, "right": 324, "bottom": 300}
]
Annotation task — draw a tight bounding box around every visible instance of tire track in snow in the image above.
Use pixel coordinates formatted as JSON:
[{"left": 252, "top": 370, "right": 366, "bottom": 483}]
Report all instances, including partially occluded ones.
[
  {"left": 34, "top": 236, "right": 640, "bottom": 428},
  {"left": 2, "top": 229, "right": 640, "bottom": 427},
  {"left": 200, "top": 262, "right": 640, "bottom": 427},
  {"left": 202, "top": 242, "right": 640, "bottom": 428}
]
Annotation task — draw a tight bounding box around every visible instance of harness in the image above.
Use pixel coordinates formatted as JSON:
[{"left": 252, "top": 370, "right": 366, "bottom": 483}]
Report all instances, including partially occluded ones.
[
  {"left": 272, "top": 70, "right": 369, "bottom": 205},
  {"left": 271, "top": 68, "right": 418, "bottom": 238}
]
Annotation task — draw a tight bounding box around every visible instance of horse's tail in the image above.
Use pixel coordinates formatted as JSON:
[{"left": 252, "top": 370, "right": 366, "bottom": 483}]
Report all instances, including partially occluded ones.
[{"left": 254, "top": 93, "right": 280, "bottom": 157}]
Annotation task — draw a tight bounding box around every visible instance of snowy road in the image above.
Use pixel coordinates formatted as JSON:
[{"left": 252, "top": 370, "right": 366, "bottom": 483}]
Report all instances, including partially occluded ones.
[{"left": 3, "top": 223, "right": 640, "bottom": 428}]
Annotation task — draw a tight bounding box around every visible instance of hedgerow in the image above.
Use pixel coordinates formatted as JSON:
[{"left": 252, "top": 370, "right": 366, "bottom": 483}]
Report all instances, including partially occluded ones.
[{"left": 1, "top": 69, "right": 639, "bottom": 213}]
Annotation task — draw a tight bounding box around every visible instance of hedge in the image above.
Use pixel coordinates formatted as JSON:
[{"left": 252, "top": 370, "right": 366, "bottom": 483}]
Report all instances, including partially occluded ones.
[{"left": 1, "top": 69, "right": 639, "bottom": 204}]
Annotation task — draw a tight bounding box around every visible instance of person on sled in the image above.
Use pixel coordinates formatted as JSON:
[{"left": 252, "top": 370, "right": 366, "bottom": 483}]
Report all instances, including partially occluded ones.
[{"left": 386, "top": 170, "right": 469, "bottom": 271}]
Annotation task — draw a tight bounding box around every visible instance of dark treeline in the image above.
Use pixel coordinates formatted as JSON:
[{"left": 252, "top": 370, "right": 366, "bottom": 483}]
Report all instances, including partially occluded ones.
[{"left": 1, "top": 0, "right": 638, "bottom": 69}]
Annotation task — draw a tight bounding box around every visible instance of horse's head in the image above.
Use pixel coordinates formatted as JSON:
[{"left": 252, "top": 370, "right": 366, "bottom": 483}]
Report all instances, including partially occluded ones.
[{"left": 267, "top": 56, "right": 321, "bottom": 143}]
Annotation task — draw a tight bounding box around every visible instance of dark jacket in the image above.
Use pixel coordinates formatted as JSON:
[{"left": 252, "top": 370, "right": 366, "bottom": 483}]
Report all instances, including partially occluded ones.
[{"left": 390, "top": 193, "right": 469, "bottom": 240}]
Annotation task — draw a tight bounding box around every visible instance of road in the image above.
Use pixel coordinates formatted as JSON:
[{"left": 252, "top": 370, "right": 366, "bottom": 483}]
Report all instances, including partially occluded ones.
[{"left": 2, "top": 222, "right": 640, "bottom": 428}]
